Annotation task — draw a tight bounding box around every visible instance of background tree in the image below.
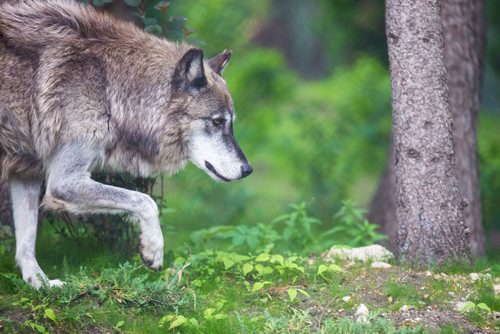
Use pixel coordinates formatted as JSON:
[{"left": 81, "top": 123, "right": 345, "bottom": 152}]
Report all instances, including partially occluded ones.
[
  {"left": 442, "top": 0, "right": 485, "bottom": 257},
  {"left": 386, "top": 0, "right": 470, "bottom": 263}
]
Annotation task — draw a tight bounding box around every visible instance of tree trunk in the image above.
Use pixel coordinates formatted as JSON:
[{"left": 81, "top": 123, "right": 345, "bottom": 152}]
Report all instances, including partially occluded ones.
[
  {"left": 386, "top": 0, "right": 470, "bottom": 264},
  {"left": 442, "top": 0, "right": 485, "bottom": 257}
]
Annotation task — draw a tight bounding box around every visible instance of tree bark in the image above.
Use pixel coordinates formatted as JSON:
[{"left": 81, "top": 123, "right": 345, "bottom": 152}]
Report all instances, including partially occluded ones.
[
  {"left": 442, "top": 0, "right": 485, "bottom": 257},
  {"left": 386, "top": 0, "right": 470, "bottom": 264}
]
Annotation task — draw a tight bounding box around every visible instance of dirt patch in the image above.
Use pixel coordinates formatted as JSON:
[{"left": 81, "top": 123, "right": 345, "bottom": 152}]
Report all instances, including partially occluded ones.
[
  {"left": 277, "top": 265, "right": 497, "bottom": 333},
  {"left": 390, "top": 305, "right": 491, "bottom": 333},
  {"left": 0, "top": 309, "right": 33, "bottom": 333}
]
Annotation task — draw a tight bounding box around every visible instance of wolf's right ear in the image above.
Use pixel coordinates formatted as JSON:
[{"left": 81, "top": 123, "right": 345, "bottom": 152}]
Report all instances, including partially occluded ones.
[{"left": 173, "top": 48, "right": 207, "bottom": 91}]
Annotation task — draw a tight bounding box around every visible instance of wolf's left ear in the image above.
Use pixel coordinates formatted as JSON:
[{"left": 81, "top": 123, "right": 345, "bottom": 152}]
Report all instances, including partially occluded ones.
[
  {"left": 173, "top": 48, "right": 207, "bottom": 90},
  {"left": 208, "top": 50, "right": 232, "bottom": 75}
]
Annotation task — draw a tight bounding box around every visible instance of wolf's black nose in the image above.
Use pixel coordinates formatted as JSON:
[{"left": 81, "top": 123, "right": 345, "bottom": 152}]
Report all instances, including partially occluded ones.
[{"left": 241, "top": 163, "right": 253, "bottom": 178}]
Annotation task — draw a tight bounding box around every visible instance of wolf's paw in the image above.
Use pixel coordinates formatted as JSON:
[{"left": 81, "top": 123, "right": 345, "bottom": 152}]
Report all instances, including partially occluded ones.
[
  {"left": 48, "top": 279, "right": 65, "bottom": 287},
  {"left": 25, "top": 274, "right": 64, "bottom": 289},
  {"left": 139, "top": 233, "right": 164, "bottom": 270}
]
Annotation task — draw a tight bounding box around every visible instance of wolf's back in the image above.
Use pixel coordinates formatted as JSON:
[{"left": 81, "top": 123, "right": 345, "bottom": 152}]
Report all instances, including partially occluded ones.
[{"left": 0, "top": 0, "right": 141, "bottom": 50}]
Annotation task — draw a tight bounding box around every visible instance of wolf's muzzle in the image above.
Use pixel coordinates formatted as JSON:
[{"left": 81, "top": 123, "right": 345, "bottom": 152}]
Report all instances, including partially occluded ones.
[{"left": 205, "top": 161, "right": 230, "bottom": 182}]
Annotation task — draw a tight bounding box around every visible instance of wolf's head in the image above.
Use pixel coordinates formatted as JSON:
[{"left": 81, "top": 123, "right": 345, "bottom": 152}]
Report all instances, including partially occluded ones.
[{"left": 172, "top": 48, "right": 252, "bottom": 182}]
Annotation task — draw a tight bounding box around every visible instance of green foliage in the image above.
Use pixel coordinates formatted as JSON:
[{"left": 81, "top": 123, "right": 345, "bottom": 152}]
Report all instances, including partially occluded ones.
[
  {"left": 478, "top": 113, "right": 500, "bottom": 235},
  {"left": 184, "top": 250, "right": 306, "bottom": 288},
  {"left": 276, "top": 57, "right": 391, "bottom": 217},
  {"left": 189, "top": 202, "right": 321, "bottom": 254},
  {"left": 272, "top": 202, "right": 322, "bottom": 252},
  {"left": 323, "top": 316, "right": 425, "bottom": 334},
  {"left": 189, "top": 200, "right": 385, "bottom": 256},
  {"left": 169, "top": 0, "right": 268, "bottom": 54},
  {"left": 323, "top": 199, "right": 387, "bottom": 248}
]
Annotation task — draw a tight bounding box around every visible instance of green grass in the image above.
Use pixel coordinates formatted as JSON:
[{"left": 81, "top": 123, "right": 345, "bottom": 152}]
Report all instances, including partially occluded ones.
[{"left": 438, "top": 324, "right": 465, "bottom": 334}]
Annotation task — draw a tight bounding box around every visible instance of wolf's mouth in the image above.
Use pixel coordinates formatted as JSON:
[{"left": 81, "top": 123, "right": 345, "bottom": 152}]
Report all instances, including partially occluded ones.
[{"left": 205, "top": 161, "right": 230, "bottom": 182}]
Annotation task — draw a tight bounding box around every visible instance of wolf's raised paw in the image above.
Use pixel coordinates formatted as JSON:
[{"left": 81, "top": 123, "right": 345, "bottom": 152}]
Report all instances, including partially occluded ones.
[{"left": 139, "top": 233, "right": 164, "bottom": 270}]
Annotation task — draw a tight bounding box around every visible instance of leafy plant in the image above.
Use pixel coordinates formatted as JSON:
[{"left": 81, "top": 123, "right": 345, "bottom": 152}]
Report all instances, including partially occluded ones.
[
  {"left": 459, "top": 301, "right": 493, "bottom": 327},
  {"left": 322, "top": 199, "right": 387, "bottom": 247},
  {"left": 271, "top": 202, "right": 322, "bottom": 252}
]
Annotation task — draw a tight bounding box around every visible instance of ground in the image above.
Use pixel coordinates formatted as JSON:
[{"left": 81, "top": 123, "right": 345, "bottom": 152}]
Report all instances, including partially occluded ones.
[{"left": 0, "top": 239, "right": 499, "bottom": 334}]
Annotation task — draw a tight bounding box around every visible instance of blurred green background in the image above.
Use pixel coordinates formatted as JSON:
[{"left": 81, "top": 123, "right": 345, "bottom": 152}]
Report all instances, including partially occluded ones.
[{"left": 151, "top": 0, "right": 500, "bottom": 255}]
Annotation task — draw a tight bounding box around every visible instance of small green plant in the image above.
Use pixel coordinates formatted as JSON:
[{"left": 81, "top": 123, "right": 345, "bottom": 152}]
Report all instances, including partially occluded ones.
[
  {"left": 113, "top": 320, "right": 125, "bottom": 331},
  {"left": 460, "top": 301, "right": 492, "bottom": 326},
  {"left": 272, "top": 202, "right": 322, "bottom": 252},
  {"left": 323, "top": 199, "right": 387, "bottom": 247}
]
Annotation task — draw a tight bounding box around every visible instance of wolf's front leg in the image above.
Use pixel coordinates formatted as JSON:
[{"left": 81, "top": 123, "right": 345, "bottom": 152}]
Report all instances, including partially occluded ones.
[
  {"left": 43, "top": 144, "right": 164, "bottom": 270},
  {"left": 11, "top": 178, "right": 64, "bottom": 288}
]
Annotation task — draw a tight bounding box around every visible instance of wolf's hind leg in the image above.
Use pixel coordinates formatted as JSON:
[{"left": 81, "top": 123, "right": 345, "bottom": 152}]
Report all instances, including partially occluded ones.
[
  {"left": 43, "top": 143, "right": 164, "bottom": 270},
  {"left": 10, "top": 178, "right": 64, "bottom": 288}
]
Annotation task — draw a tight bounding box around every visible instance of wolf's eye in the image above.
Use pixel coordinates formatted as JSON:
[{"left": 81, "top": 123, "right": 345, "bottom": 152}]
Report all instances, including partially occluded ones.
[{"left": 212, "top": 118, "right": 224, "bottom": 127}]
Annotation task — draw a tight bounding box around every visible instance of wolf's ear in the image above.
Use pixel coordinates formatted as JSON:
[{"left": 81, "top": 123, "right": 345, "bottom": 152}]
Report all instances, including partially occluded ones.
[
  {"left": 208, "top": 50, "right": 232, "bottom": 75},
  {"left": 173, "top": 48, "right": 207, "bottom": 90}
]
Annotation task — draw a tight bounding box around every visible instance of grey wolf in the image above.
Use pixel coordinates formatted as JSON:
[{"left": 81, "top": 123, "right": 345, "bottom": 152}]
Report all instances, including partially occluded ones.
[{"left": 0, "top": 0, "right": 252, "bottom": 288}]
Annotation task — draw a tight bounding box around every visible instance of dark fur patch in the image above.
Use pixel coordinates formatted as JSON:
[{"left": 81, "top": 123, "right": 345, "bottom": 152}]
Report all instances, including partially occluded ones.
[
  {"left": 1, "top": 36, "right": 40, "bottom": 67},
  {"left": 116, "top": 128, "right": 160, "bottom": 162},
  {"left": 1, "top": 152, "right": 43, "bottom": 180}
]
